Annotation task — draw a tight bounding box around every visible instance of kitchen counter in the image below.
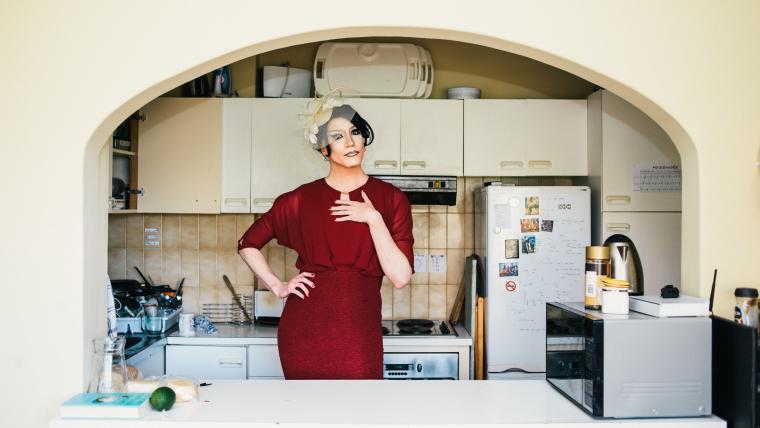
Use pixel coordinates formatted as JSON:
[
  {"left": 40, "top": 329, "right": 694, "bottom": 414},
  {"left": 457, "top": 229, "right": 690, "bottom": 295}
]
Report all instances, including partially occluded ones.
[
  {"left": 166, "top": 322, "right": 473, "bottom": 346},
  {"left": 50, "top": 379, "right": 725, "bottom": 427}
]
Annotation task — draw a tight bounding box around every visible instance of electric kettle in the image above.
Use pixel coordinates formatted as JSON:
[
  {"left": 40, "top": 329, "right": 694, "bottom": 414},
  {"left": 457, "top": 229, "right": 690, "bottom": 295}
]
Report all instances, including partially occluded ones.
[{"left": 603, "top": 234, "right": 644, "bottom": 295}]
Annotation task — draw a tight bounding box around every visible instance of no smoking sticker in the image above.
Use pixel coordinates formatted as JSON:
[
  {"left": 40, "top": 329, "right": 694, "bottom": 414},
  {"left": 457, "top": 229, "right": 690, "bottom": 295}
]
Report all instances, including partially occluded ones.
[{"left": 505, "top": 281, "right": 517, "bottom": 292}]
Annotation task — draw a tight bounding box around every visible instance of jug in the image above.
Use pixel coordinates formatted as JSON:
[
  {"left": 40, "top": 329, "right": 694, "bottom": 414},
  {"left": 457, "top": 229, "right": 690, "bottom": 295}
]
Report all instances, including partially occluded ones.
[
  {"left": 87, "top": 336, "right": 129, "bottom": 393},
  {"left": 604, "top": 234, "right": 644, "bottom": 295}
]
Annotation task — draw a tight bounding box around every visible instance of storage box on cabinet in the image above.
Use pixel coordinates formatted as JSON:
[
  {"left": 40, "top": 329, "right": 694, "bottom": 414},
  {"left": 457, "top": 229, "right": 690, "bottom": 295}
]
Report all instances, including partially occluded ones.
[
  {"left": 463, "top": 99, "right": 587, "bottom": 177},
  {"left": 247, "top": 344, "right": 284, "bottom": 379},
  {"left": 138, "top": 98, "right": 222, "bottom": 213},
  {"left": 165, "top": 345, "right": 247, "bottom": 379}
]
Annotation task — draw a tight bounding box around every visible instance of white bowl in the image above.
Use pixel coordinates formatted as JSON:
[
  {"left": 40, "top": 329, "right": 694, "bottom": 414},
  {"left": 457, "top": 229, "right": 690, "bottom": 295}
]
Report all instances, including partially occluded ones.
[{"left": 447, "top": 86, "right": 481, "bottom": 99}]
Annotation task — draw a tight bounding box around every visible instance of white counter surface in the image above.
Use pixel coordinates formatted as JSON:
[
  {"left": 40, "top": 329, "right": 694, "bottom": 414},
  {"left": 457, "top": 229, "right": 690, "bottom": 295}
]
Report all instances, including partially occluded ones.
[
  {"left": 50, "top": 379, "right": 724, "bottom": 427},
  {"left": 166, "top": 323, "right": 473, "bottom": 347}
]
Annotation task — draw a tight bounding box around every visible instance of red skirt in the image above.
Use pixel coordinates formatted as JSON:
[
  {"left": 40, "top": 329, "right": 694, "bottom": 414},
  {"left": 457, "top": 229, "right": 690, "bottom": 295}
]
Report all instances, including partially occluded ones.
[{"left": 276, "top": 271, "right": 383, "bottom": 380}]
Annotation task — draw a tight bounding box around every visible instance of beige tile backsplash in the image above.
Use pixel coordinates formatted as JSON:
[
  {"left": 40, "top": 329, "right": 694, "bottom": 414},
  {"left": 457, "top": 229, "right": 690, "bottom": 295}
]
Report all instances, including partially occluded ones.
[{"left": 108, "top": 176, "right": 571, "bottom": 320}]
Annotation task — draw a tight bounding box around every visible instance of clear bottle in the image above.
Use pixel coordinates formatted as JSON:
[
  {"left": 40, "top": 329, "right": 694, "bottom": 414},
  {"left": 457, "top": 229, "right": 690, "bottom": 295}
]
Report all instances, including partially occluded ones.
[
  {"left": 734, "top": 288, "right": 759, "bottom": 327},
  {"left": 87, "top": 336, "right": 129, "bottom": 393},
  {"left": 585, "top": 246, "right": 610, "bottom": 310}
]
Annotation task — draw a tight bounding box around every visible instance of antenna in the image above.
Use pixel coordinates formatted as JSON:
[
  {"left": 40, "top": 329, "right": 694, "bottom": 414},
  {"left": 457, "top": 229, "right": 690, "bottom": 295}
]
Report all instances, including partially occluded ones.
[{"left": 708, "top": 269, "right": 717, "bottom": 313}]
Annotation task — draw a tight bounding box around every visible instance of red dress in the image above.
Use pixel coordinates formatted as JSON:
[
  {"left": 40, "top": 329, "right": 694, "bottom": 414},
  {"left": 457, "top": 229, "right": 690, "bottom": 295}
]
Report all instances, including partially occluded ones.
[{"left": 238, "top": 177, "right": 414, "bottom": 379}]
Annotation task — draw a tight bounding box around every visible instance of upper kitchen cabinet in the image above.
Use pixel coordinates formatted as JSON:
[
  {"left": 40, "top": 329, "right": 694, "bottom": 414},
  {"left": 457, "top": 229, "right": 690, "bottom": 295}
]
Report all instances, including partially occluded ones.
[
  {"left": 400, "top": 100, "right": 463, "bottom": 176},
  {"left": 138, "top": 98, "right": 222, "bottom": 213},
  {"left": 588, "top": 90, "right": 681, "bottom": 212},
  {"left": 347, "top": 98, "right": 402, "bottom": 175},
  {"left": 463, "top": 99, "right": 587, "bottom": 176},
  {"left": 251, "top": 99, "right": 328, "bottom": 213},
  {"left": 221, "top": 99, "right": 252, "bottom": 213}
]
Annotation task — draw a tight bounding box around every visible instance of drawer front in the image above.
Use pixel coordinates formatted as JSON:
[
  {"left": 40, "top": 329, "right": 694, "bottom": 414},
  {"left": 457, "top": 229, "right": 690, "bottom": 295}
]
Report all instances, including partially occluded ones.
[
  {"left": 166, "top": 345, "right": 247, "bottom": 379},
  {"left": 247, "top": 344, "right": 284, "bottom": 378}
]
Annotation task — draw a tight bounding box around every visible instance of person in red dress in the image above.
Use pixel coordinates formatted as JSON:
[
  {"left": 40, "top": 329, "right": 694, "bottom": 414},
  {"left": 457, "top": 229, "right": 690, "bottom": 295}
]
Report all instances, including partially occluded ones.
[{"left": 237, "top": 94, "right": 414, "bottom": 379}]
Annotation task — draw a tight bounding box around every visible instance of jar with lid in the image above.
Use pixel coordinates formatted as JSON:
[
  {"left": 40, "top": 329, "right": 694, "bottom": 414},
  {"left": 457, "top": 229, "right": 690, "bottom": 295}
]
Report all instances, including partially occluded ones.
[
  {"left": 734, "top": 287, "right": 759, "bottom": 327},
  {"left": 585, "top": 246, "right": 610, "bottom": 310}
]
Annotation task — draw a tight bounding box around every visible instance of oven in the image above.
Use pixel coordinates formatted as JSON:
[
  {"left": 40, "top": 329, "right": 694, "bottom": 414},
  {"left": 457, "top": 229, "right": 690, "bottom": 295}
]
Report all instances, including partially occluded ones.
[
  {"left": 381, "top": 319, "right": 460, "bottom": 380},
  {"left": 383, "top": 353, "right": 458, "bottom": 380}
]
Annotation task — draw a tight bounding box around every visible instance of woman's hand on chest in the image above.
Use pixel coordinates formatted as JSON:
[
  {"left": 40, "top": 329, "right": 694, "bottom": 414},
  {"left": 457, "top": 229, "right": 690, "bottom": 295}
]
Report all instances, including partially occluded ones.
[{"left": 330, "top": 190, "right": 383, "bottom": 226}]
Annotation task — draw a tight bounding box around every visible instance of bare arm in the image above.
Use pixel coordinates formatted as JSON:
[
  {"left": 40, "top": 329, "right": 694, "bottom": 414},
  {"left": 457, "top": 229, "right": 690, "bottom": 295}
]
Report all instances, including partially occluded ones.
[{"left": 238, "top": 247, "right": 315, "bottom": 299}]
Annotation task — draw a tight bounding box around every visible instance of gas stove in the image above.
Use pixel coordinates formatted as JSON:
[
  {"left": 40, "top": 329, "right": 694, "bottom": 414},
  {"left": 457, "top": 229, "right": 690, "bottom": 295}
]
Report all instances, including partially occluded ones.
[{"left": 381, "top": 319, "right": 457, "bottom": 336}]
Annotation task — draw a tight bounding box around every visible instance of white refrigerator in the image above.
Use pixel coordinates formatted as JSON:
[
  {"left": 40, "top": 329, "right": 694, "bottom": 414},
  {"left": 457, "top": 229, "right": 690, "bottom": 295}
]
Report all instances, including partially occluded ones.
[{"left": 474, "top": 185, "right": 590, "bottom": 379}]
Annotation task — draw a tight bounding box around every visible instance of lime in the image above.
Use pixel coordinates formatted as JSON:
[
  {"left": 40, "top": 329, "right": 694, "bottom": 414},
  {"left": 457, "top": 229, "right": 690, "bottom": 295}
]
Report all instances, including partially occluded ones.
[{"left": 149, "top": 386, "right": 176, "bottom": 411}]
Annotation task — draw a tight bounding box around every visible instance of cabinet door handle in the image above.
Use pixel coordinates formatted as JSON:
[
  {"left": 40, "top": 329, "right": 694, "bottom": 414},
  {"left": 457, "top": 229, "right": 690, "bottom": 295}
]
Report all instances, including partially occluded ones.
[
  {"left": 528, "top": 160, "right": 552, "bottom": 170},
  {"left": 224, "top": 198, "right": 247, "bottom": 207},
  {"left": 253, "top": 198, "right": 274, "bottom": 207},
  {"left": 373, "top": 160, "right": 398, "bottom": 169},
  {"left": 606, "top": 223, "right": 631, "bottom": 233},
  {"left": 499, "top": 161, "right": 524, "bottom": 170},
  {"left": 218, "top": 358, "right": 244, "bottom": 368},
  {"left": 606, "top": 195, "right": 631, "bottom": 205},
  {"left": 402, "top": 160, "right": 426, "bottom": 170}
]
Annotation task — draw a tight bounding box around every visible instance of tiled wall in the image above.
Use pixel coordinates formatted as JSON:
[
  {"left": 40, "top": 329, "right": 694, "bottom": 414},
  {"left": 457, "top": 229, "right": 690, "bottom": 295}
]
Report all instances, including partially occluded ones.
[{"left": 108, "top": 176, "right": 571, "bottom": 319}]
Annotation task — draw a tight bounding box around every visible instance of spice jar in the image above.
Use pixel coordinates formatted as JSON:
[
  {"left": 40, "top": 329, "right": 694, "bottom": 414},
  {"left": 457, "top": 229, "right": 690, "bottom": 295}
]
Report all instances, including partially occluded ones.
[
  {"left": 601, "top": 277, "right": 630, "bottom": 314},
  {"left": 585, "top": 246, "right": 610, "bottom": 310},
  {"left": 734, "top": 287, "right": 759, "bottom": 327}
]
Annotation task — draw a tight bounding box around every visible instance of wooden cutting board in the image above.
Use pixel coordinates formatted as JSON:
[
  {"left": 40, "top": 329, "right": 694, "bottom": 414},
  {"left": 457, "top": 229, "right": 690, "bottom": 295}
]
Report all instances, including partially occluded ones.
[{"left": 475, "top": 296, "right": 485, "bottom": 380}]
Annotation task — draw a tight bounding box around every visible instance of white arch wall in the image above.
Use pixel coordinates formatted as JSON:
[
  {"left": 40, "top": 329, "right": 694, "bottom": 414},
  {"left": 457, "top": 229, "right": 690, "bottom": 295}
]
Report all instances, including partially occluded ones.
[{"left": 2, "top": 1, "right": 759, "bottom": 426}]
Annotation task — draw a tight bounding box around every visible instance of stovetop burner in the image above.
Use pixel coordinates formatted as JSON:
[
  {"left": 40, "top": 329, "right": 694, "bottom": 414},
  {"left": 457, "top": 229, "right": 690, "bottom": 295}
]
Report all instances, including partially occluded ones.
[{"left": 381, "top": 319, "right": 456, "bottom": 337}]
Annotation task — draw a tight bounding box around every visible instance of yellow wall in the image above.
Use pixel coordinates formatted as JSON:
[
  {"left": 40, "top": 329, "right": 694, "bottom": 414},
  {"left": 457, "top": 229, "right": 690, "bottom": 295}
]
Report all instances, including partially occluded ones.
[
  {"left": 2, "top": 1, "right": 759, "bottom": 427},
  {"left": 163, "top": 38, "right": 595, "bottom": 99}
]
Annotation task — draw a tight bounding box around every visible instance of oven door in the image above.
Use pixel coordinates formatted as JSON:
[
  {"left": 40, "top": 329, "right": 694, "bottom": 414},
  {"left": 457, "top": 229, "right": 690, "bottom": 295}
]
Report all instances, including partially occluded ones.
[{"left": 383, "top": 353, "right": 458, "bottom": 380}]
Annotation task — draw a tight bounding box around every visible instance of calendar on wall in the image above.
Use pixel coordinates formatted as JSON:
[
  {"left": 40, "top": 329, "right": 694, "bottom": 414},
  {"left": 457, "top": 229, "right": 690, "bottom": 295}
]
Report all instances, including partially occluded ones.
[{"left": 632, "top": 163, "right": 681, "bottom": 192}]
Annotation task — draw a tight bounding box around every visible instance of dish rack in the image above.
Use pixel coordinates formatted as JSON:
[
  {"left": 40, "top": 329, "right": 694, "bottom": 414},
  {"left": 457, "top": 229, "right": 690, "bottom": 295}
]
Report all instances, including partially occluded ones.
[{"left": 201, "top": 294, "right": 253, "bottom": 324}]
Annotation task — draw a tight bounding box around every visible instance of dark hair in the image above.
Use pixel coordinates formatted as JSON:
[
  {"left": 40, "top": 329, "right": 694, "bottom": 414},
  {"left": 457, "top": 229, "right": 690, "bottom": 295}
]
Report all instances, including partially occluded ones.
[{"left": 317, "top": 104, "right": 374, "bottom": 157}]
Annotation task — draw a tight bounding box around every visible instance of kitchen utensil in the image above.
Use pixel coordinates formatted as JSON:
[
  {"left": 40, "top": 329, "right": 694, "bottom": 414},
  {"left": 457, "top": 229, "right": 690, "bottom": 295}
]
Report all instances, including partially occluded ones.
[
  {"left": 133, "top": 266, "right": 153, "bottom": 287},
  {"left": 222, "top": 274, "right": 252, "bottom": 324},
  {"left": 604, "top": 234, "right": 644, "bottom": 295}
]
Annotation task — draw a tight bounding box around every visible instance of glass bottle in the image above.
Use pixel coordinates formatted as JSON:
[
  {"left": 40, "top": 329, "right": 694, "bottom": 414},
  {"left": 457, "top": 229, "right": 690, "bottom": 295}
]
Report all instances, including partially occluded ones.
[
  {"left": 87, "top": 336, "right": 129, "bottom": 393},
  {"left": 585, "top": 246, "right": 610, "bottom": 310}
]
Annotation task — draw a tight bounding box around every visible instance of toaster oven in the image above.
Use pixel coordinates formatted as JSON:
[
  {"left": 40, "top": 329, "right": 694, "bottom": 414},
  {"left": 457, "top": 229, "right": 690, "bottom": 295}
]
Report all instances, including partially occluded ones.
[{"left": 546, "top": 302, "right": 711, "bottom": 418}]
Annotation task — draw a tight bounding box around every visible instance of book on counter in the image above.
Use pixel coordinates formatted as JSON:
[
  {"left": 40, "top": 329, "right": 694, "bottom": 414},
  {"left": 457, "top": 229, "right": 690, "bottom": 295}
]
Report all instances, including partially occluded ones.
[{"left": 60, "top": 392, "right": 151, "bottom": 419}]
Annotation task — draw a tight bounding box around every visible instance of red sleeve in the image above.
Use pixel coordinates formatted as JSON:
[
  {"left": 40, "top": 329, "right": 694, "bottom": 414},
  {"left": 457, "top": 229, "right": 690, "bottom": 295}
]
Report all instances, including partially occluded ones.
[
  {"left": 388, "top": 190, "right": 415, "bottom": 273},
  {"left": 237, "top": 194, "right": 291, "bottom": 251}
]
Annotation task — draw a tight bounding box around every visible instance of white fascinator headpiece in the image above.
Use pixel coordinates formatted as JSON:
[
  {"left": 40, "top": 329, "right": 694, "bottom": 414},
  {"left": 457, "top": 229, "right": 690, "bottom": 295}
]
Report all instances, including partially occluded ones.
[{"left": 301, "top": 88, "right": 354, "bottom": 149}]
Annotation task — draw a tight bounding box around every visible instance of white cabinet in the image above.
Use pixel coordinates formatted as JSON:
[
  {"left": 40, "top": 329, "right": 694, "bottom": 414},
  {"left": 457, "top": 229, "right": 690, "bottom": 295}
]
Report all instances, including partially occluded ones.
[
  {"left": 165, "top": 345, "right": 247, "bottom": 379},
  {"left": 601, "top": 212, "right": 681, "bottom": 295},
  {"left": 221, "top": 99, "right": 252, "bottom": 213},
  {"left": 138, "top": 98, "right": 222, "bottom": 213},
  {"left": 128, "top": 345, "right": 165, "bottom": 378},
  {"left": 589, "top": 90, "right": 681, "bottom": 212},
  {"left": 250, "top": 99, "right": 328, "bottom": 213},
  {"left": 247, "top": 344, "right": 284, "bottom": 379},
  {"left": 463, "top": 99, "right": 587, "bottom": 176},
  {"left": 347, "top": 98, "right": 402, "bottom": 175},
  {"left": 400, "top": 100, "right": 463, "bottom": 176}
]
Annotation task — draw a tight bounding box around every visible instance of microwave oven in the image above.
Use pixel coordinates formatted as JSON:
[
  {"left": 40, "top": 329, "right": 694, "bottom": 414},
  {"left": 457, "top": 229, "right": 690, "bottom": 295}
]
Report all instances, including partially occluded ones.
[{"left": 546, "top": 302, "right": 711, "bottom": 418}]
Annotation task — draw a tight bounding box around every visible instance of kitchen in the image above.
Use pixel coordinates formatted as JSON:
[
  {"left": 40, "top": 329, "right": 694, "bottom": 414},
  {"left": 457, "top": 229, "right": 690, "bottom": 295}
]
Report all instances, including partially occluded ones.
[{"left": 2, "top": 3, "right": 757, "bottom": 428}]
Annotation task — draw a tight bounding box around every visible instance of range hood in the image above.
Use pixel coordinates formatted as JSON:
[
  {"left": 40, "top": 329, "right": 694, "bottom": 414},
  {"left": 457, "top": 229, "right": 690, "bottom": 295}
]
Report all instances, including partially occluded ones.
[{"left": 373, "top": 175, "right": 457, "bottom": 206}]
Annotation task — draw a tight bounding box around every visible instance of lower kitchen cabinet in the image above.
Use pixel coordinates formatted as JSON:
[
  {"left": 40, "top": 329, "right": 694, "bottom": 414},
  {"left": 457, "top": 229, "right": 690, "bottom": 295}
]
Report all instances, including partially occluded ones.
[
  {"left": 166, "top": 345, "right": 247, "bottom": 379},
  {"left": 247, "top": 344, "right": 284, "bottom": 379},
  {"left": 129, "top": 345, "right": 165, "bottom": 378}
]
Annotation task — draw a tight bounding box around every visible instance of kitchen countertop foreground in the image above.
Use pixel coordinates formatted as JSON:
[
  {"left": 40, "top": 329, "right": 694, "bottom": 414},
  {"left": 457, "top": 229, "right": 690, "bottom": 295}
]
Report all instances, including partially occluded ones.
[{"left": 50, "top": 380, "right": 724, "bottom": 427}]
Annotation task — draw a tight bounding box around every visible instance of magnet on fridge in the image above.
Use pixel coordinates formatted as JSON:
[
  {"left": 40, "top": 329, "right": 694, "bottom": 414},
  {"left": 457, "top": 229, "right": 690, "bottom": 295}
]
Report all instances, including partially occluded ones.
[
  {"left": 505, "top": 239, "right": 519, "bottom": 259},
  {"left": 509, "top": 197, "right": 520, "bottom": 208},
  {"left": 525, "top": 196, "right": 539, "bottom": 215},
  {"left": 493, "top": 227, "right": 501, "bottom": 234},
  {"left": 520, "top": 218, "right": 539, "bottom": 233},
  {"left": 521, "top": 235, "right": 536, "bottom": 254},
  {"left": 498, "top": 262, "right": 518, "bottom": 277}
]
